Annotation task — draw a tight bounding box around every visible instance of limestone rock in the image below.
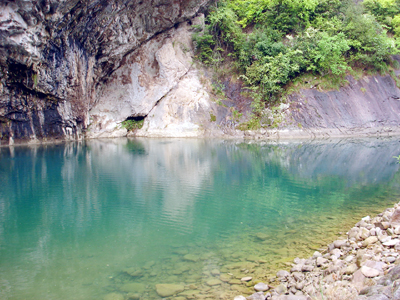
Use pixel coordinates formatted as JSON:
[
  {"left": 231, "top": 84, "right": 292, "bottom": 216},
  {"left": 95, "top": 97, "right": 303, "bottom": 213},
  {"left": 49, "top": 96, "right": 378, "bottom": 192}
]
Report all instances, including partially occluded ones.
[
  {"left": 247, "top": 292, "right": 265, "bottom": 300},
  {"left": 241, "top": 276, "right": 253, "bottom": 282},
  {"left": 362, "top": 236, "right": 378, "bottom": 247},
  {"left": 361, "top": 266, "right": 380, "bottom": 278},
  {"left": 276, "top": 270, "right": 290, "bottom": 278},
  {"left": 254, "top": 282, "right": 269, "bottom": 292},
  {"left": 390, "top": 208, "right": 400, "bottom": 226}
]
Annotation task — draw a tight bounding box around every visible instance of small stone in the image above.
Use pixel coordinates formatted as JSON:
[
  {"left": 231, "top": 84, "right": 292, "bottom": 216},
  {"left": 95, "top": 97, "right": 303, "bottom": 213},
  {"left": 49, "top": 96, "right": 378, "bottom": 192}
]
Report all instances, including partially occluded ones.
[
  {"left": 312, "top": 251, "right": 322, "bottom": 258},
  {"left": 276, "top": 270, "right": 290, "bottom": 278},
  {"left": 333, "top": 240, "right": 347, "bottom": 248},
  {"left": 206, "top": 279, "right": 222, "bottom": 286},
  {"left": 344, "top": 263, "right": 358, "bottom": 275},
  {"left": 233, "top": 296, "right": 246, "bottom": 300},
  {"left": 254, "top": 282, "right": 269, "bottom": 292},
  {"left": 104, "top": 293, "right": 125, "bottom": 300},
  {"left": 360, "top": 227, "right": 370, "bottom": 239},
  {"left": 363, "top": 236, "right": 378, "bottom": 247},
  {"left": 316, "top": 257, "right": 328, "bottom": 267},
  {"left": 390, "top": 208, "right": 400, "bottom": 226},
  {"left": 385, "top": 256, "right": 396, "bottom": 263},
  {"left": 220, "top": 274, "right": 231, "bottom": 282},
  {"left": 183, "top": 254, "right": 200, "bottom": 262},
  {"left": 255, "top": 232, "right": 269, "bottom": 241},
  {"left": 240, "top": 276, "right": 252, "bottom": 282},
  {"left": 247, "top": 292, "right": 265, "bottom": 300},
  {"left": 229, "top": 279, "right": 242, "bottom": 285},
  {"left": 275, "top": 284, "right": 287, "bottom": 295},
  {"left": 210, "top": 269, "right": 220, "bottom": 276},
  {"left": 362, "top": 216, "right": 371, "bottom": 222},
  {"left": 361, "top": 266, "right": 380, "bottom": 278},
  {"left": 295, "top": 281, "right": 304, "bottom": 290},
  {"left": 331, "top": 248, "right": 342, "bottom": 258},
  {"left": 345, "top": 255, "right": 355, "bottom": 263},
  {"left": 155, "top": 284, "right": 185, "bottom": 297},
  {"left": 120, "top": 282, "right": 146, "bottom": 293},
  {"left": 290, "top": 265, "right": 303, "bottom": 273},
  {"left": 383, "top": 239, "right": 399, "bottom": 247},
  {"left": 127, "top": 293, "right": 141, "bottom": 300},
  {"left": 301, "top": 265, "right": 314, "bottom": 272}
]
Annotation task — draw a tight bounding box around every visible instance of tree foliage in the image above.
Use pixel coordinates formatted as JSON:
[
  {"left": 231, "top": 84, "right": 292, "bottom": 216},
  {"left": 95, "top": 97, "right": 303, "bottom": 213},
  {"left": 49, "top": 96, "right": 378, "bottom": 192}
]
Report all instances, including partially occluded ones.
[{"left": 193, "top": 0, "right": 399, "bottom": 124}]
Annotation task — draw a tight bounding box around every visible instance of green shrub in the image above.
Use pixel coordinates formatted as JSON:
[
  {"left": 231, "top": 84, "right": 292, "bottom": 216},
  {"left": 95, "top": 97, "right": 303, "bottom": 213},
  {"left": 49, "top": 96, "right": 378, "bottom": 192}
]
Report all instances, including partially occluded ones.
[{"left": 121, "top": 119, "right": 144, "bottom": 131}]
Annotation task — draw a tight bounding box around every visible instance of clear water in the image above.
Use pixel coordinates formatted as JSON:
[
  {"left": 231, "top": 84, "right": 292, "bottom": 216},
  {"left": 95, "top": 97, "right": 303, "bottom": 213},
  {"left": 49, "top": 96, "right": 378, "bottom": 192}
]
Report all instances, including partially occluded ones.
[{"left": 1, "top": 138, "right": 400, "bottom": 300}]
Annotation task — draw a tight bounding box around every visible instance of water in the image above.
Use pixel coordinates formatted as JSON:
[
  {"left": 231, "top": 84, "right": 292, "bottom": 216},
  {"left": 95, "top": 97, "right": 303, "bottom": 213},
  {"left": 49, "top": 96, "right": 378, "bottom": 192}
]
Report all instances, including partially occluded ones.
[{"left": 0, "top": 138, "right": 400, "bottom": 300}]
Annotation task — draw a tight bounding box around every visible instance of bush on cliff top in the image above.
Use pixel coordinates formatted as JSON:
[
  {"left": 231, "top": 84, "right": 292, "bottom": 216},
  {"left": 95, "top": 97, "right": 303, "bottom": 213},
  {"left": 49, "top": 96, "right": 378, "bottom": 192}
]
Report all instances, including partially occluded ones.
[{"left": 193, "top": 0, "right": 398, "bottom": 111}]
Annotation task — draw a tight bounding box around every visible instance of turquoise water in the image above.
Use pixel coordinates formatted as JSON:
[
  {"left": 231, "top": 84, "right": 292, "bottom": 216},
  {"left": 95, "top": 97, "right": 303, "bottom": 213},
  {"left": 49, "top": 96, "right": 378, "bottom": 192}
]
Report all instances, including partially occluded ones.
[{"left": 0, "top": 138, "right": 400, "bottom": 300}]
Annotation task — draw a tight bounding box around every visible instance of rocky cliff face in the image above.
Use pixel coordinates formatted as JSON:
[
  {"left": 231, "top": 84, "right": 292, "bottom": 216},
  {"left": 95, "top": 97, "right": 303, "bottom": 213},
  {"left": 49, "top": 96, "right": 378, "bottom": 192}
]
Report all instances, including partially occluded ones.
[
  {"left": 0, "top": 0, "right": 212, "bottom": 144},
  {"left": 2, "top": 0, "right": 400, "bottom": 145}
]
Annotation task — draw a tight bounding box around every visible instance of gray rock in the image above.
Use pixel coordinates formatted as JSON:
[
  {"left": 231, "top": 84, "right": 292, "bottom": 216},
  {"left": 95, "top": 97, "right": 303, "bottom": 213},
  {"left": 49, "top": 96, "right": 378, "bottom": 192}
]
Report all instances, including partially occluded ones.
[
  {"left": 290, "top": 265, "right": 303, "bottom": 273},
  {"left": 333, "top": 240, "right": 347, "bottom": 248},
  {"left": 363, "top": 236, "right": 378, "bottom": 247},
  {"left": 275, "top": 284, "right": 288, "bottom": 295},
  {"left": 254, "top": 282, "right": 269, "bottom": 292},
  {"left": 247, "top": 292, "right": 265, "bottom": 300},
  {"left": 344, "top": 263, "right": 358, "bottom": 275},
  {"left": 361, "top": 266, "right": 380, "bottom": 278},
  {"left": 277, "top": 270, "right": 290, "bottom": 278},
  {"left": 316, "top": 257, "right": 328, "bottom": 267},
  {"left": 301, "top": 265, "right": 314, "bottom": 272}
]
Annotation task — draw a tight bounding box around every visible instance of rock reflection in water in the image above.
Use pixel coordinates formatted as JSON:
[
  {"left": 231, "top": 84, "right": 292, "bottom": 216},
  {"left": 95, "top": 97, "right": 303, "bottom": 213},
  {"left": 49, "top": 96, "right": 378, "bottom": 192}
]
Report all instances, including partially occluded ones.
[{"left": 0, "top": 137, "right": 399, "bottom": 300}]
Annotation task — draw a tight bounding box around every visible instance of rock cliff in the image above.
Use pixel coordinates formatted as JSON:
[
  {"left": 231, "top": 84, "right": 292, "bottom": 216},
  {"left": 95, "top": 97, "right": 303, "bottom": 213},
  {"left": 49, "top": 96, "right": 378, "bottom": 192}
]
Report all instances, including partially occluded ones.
[
  {"left": 2, "top": 1, "right": 400, "bottom": 145},
  {"left": 0, "top": 0, "right": 211, "bottom": 144}
]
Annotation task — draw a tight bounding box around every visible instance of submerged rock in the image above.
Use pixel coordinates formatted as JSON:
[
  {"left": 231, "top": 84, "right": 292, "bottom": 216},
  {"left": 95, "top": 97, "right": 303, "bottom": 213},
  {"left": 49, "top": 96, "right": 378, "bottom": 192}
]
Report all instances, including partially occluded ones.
[
  {"left": 103, "top": 293, "right": 125, "bottom": 300},
  {"left": 155, "top": 284, "right": 184, "bottom": 297}
]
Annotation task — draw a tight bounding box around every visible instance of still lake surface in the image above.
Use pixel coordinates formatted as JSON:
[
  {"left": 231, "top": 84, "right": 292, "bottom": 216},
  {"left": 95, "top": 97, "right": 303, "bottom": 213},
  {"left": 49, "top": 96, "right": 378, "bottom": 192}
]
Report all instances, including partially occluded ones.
[{"left": 1, "top": 137, "right": 400, "bottom": 300}]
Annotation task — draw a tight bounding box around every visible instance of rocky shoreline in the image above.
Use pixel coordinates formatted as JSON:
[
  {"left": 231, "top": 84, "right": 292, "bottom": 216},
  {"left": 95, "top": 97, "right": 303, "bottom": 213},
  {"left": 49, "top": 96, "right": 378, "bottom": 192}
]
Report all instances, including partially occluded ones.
[{"left": 234, "top": 202, "right": 400, "bottom": 300}]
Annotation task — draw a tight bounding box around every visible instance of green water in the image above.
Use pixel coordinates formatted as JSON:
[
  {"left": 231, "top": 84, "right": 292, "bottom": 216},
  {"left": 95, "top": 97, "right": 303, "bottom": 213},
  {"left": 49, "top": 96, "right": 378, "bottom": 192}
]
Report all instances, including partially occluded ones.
[{"left": 0, "top": 138, "right": 400, "bottom": 300}]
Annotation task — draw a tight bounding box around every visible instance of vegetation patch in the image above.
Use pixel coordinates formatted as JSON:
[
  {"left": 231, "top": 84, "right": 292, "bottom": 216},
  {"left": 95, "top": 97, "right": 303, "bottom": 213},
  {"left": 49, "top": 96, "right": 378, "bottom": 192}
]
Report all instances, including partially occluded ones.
[
  {"left": 193, "top": 0, "right": 400, "bottom": 128},
  {"left": 121, "top": 116, "right": 145, "bottom": 131}
]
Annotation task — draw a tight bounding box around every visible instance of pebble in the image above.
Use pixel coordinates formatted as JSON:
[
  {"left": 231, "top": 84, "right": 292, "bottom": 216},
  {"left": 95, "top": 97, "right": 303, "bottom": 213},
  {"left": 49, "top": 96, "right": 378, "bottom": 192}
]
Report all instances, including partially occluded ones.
[
  {"left": 361, "top": 265, "right": 380, "bottom": 278},
  {"left": 240, "top": 276, "right": 252, "bottom": 282},
  {"left": 254, "top": 282, "right": 269, "bottom": 292},
  {"left": 276, "top": 270, "right": 290, "bottom": 278},
  {"left": 206, "top": 279, "right": 222, "bottom": 286},
  {"left": 231, "top": 202, "right": 400, "bottom": 300},
  {"left": 383, "top": 239, "right": 399, "bottom": 247}
]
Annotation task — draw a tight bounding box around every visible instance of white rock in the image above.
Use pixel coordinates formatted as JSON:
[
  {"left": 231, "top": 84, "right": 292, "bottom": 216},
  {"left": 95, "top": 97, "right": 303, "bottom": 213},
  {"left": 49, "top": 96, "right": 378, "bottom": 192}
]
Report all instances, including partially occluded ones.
[
  {"left": 362, "top": 216, "right": 371, "bottom": 222},
  {"left": 383, "top": 239, "right": 399, "bottom": 247},
  {"left": 312, "top": 251, "right": 322, "bottom": 258},
  {"left": 241, "top": 276, "right": 252, "bottom": 282},
  {"left": 254, "top": 282, "right": 269, "bottom": 292},
  {"left": 234, "top": 296, "right": 246, "bottom": 300},
  {"left": 361, "top": 266, "right": 380, "bottom": 278}
]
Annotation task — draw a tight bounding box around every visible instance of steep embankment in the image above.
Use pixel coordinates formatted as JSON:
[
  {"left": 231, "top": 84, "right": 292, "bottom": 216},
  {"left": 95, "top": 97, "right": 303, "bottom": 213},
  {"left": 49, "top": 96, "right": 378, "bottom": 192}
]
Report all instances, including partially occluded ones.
[
  {"left": 2, "top": 1, "right": 400, "bottom": 145},
  {"left": 0, "top": 0, "right": 212, "bottom": 144}
]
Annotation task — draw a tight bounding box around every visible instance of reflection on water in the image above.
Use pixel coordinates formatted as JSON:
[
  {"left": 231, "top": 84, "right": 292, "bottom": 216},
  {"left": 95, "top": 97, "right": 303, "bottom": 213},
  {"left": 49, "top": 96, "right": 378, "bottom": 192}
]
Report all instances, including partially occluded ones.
[{"left": 0, "top": 138, "right": 400, "bottom": 300}]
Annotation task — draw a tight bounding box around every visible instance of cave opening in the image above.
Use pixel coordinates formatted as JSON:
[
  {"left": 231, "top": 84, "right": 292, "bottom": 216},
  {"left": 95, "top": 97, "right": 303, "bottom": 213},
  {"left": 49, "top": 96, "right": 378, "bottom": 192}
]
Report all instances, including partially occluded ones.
[{"left": 121, "top": 115, "right": 146, "bottom": 131}]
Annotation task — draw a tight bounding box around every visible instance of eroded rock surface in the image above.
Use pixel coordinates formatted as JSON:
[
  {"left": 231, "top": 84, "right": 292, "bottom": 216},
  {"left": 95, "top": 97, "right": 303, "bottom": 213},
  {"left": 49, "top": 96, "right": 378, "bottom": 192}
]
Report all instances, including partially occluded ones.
[{"left": 0, "top": 0, "right": 211, "bottom": 144}]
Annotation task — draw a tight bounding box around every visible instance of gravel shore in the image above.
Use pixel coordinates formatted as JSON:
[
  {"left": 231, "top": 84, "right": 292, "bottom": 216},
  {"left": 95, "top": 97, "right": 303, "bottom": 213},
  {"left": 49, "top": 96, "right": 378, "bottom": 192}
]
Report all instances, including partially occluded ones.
[{"left": 234, "top": 202, "right": 400, "bottom": 300}]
